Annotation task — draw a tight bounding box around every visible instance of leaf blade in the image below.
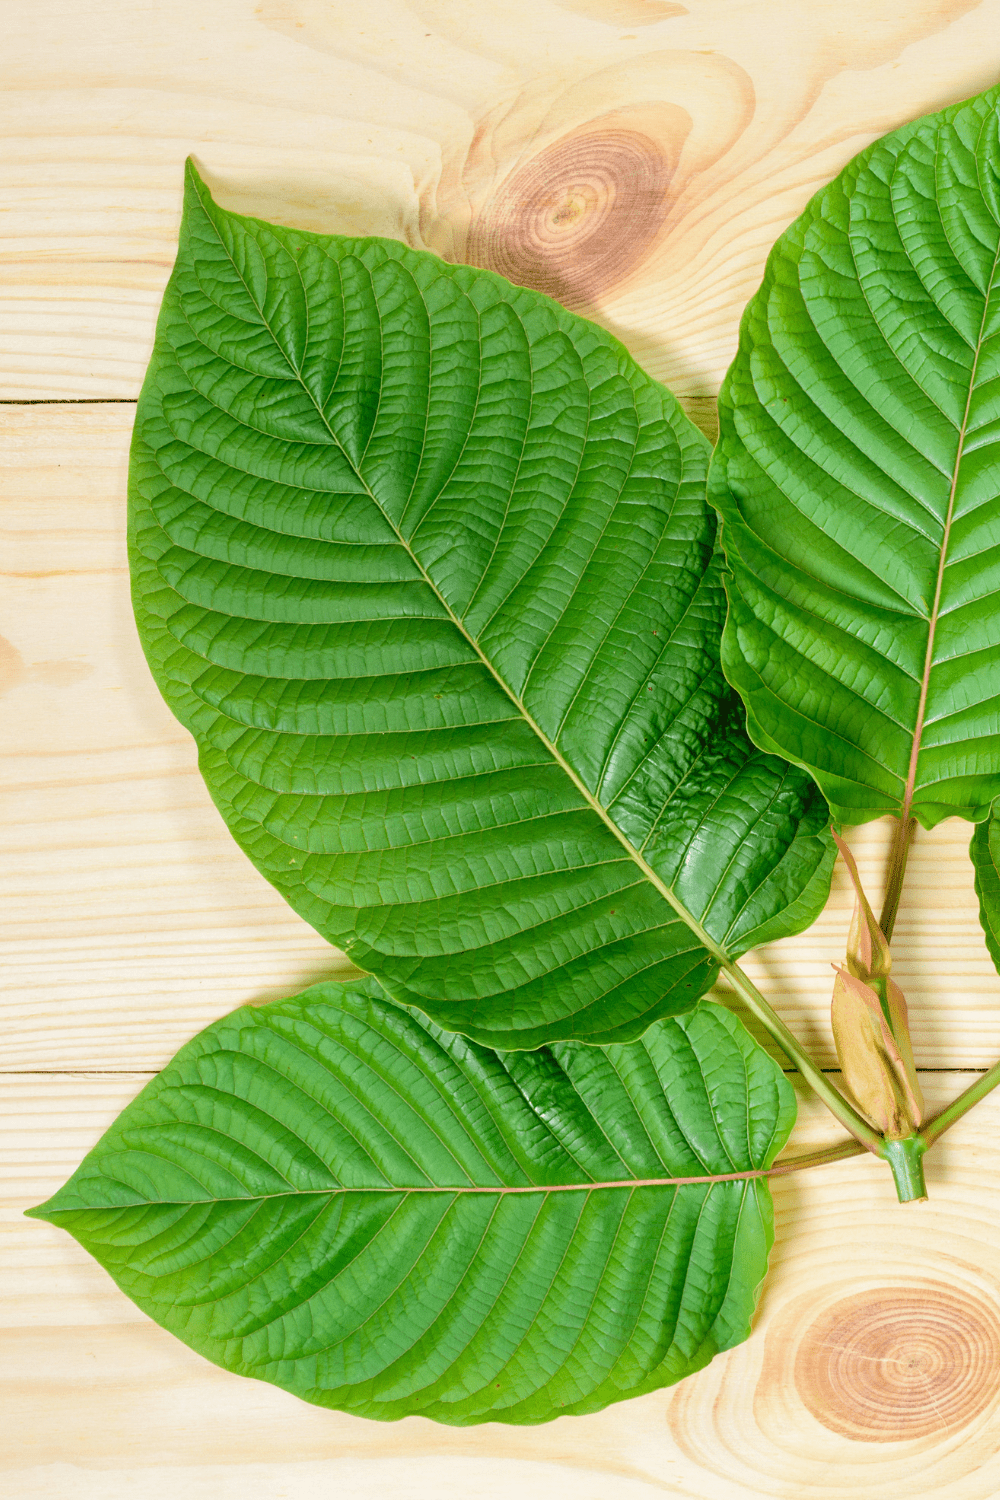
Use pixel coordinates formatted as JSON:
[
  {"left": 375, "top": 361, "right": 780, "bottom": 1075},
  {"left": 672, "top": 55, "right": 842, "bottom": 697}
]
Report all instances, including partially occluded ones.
[
  {"left": 30, "top": 982, "right": 795, "bottom": 1425},
  {"left": 710, "top": 84, "right": 1000, "bottom": 829},
  {"left": 130, "top": 163, "right": 834, "bottom": 1046}
]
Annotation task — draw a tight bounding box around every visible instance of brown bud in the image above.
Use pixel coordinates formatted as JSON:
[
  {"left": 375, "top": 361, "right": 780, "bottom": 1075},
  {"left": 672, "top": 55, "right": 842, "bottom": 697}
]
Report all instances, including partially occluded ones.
[
  {"left": 830, "top": 834, "right": 923, "bottom": 1138},
  {"left": 834, "top": 832, "right": 891, "bottom": 980},
  {"left": 831, "top": 968, "right": 923, "bottom": 1137}
]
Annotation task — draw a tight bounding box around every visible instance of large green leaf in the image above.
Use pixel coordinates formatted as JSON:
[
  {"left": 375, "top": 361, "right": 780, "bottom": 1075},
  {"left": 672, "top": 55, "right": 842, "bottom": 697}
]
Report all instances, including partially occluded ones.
[
  {"left": 29, "top": 981, "right": 794, "bottom": 1425},
  {"left": 711, "top": 83, "right": 1000, "bottom": 829},
  {"left": 128, "top": 163, "right": 833, "bottom": 1049},
  {"left": 971, "top": 808, "right": 1000, "bottom": 972}
]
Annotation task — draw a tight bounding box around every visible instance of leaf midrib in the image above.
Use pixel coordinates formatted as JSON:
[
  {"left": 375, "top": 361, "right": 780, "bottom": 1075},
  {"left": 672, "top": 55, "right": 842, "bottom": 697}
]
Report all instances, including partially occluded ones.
[
  {"left": 41, "top": 1170, "right": 762, "bottom": 1216},
  {"left": 190, "top": 182, "right": 736, "bottom": 974},
  {"left": 897, "top": 237, "right": 1000, "bottom": 820}
]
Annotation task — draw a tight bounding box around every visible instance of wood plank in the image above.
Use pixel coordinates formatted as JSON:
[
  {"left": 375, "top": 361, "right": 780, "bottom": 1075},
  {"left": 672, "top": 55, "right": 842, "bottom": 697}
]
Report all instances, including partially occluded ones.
[
  {"left": 0, "top": 404, "right": 360, "bottom": 1072},
  {"left": 4, "top": 403, "right": 1000, "bottom": 1070},
  {"left": 5, "top": 1, "right": 1000, "bottom": 413},
  {"left": 6, "top": 5, "right": 1000, "bottom": 1491},
  {"left": 5, "top": 1073, "right": 1000, "bottom": 1496}
]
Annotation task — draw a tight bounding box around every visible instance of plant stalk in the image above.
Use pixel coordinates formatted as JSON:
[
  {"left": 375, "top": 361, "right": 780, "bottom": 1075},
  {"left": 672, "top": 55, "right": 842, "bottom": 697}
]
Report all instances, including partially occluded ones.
[
  {"left": 768, "top": 1138, "right": 866, "bottom": 1176},
  {"left": 880, "top": 1134, "right": 928, "bottom": 1203},
  {"left": 878, "top": 814, "right": 916, "bottom": 942},
  {"left": 717, "top": 957, "right": 884, "bottom": 1152},
  {"left": 920, "top": 1059, "right": 1000, "bottom": 1147}
]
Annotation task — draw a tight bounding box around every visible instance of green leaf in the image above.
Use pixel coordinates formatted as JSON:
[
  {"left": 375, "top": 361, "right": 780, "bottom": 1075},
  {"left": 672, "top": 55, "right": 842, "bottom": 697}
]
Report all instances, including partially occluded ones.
[
  {"left": 710, "top": 83, "right": 1000, "bottom": 830},
  {"left": 29, "top": 981, "right": 795, "bottom": 1425},
  {"left": 971, "top": 808, "right": 1000, "bottom": 972},
  {"left": 128, "top": 162, "right": 833, "bottom": 1049}
]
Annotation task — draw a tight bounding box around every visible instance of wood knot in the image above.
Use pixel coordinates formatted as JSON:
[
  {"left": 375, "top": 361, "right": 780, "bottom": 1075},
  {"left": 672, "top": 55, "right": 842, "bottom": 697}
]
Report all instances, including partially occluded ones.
[
  {"left": 794, "top": 1284, "right": 1000, "bottom": 1441},
  {"left": 468, "top": 124, "right": 672, "bottom": 307}
]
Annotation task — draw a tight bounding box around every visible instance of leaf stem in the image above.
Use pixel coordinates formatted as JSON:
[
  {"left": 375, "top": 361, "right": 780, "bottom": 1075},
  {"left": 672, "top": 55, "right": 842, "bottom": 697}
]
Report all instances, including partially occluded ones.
[
  {"left": 879, "top": 1135, "right": 928, "bottom": 1203},
  {"left": 716, "top": 957, "right": 884, "bottom": 1151},
  {"left": 920, "top": 1060, "right": 1000, "bottom": 1147},
  {"left": 878, "top": 814, "right": 916, "bottom": 942},
  {"left": 768, "top": 1138, "right": 866, "bottom": 1175}
]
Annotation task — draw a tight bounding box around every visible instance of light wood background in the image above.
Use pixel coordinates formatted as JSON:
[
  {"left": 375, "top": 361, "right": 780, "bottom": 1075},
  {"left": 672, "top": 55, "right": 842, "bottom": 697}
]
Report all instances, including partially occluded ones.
[{"left": 5, "top": 3, "right": 1000, "bottom": 1495}]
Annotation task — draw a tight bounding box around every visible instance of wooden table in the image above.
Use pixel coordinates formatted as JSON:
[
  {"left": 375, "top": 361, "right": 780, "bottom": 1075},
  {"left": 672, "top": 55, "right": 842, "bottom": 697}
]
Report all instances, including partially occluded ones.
[{"left": 5, "top": 4, "right": 1000, "bottom": 1494}]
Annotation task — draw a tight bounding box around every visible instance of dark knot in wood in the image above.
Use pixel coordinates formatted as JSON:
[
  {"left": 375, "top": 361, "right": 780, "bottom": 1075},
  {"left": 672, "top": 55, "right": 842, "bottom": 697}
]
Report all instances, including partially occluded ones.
[
  {"left": 469, "top": 125, "right": 672, "bottom": 306},
  {"left": 793, "top": 1284, "right": 1000, "bottom": 1441}
]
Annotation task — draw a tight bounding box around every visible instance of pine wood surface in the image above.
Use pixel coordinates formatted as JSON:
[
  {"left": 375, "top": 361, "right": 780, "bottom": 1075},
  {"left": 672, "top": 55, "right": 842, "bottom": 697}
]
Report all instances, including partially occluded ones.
[
  {"left": 4, "top": 0, "right": 1000, "bottom": 417},
  {"left": 5, "top": 2, "right": 1000, "bottom": 1494}
]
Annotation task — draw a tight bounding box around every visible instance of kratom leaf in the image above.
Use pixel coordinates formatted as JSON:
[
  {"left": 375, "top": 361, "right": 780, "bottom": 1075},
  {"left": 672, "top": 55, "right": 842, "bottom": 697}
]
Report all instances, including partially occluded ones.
[
  {"left": 28, "top": 981, "right": 795, "bottom": 1425},
  {"left": 128, "top": 163, "right": 833, "bottom": 1050},
  {"left": 971, "top": 808, "right": 1000, "bottom": 972},
  {"left": 710, "top": 83, "right": 1000, "bottom": 829}
]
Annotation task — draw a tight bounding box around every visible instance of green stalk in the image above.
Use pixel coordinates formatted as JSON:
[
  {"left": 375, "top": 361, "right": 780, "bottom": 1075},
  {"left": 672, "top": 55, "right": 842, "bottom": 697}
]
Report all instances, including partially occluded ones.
[
  {"left": 768, "top": 1138, "right": 866, "bottom": 1176},
  {"left": 879, "top": 815, "right": 916, "bottom": 942},
  {"left": 880, "top": 1135, "right": 928, "bottom": 1203},
  {"left": 920, "top": 1060, "right": 1000, "bottom": 1147},
  {"left": 717, "top": 957, "right": 884, "bottom": 1152}
]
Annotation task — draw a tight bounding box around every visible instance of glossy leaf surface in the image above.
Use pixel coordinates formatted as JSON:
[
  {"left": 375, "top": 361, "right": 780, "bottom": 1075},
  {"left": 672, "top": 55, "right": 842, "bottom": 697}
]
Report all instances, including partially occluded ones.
[
  {"left": 30, "top": 981, "right": 795, "bottom": 1425},
  {"left": 971, "top": 809, "right": 1000, "bottom": 973},
  {"left": 129, "top": 164, "right": 833, "bottom": 1049},
  {"left": 711, "top": 83, "right": 1000, "bottom": 829}
]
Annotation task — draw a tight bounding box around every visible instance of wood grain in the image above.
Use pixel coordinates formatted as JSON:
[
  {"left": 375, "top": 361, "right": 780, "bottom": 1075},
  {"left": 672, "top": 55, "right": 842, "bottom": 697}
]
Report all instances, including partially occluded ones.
[
  {"left": 792, "top": 1286, "right": 1000, "bottom": 1442},
  {"left": 7, "top": 3, "right": 1000, "bottom": 1494},
  {"left": 4, "top": 0, "right": 1000, "bottom": 422},
  {"left": 6, "top": 1075, "right": 1000, "bottom": 1496},
  {"left": 1, "top": 405, "right": 360, "bottom": 1073}
]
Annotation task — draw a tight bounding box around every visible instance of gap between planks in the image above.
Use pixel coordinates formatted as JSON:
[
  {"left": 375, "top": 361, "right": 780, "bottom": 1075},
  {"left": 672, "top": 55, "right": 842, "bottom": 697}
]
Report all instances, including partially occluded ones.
[{"left": 1, "top": 1067, "right": 991, "bottom": 1075}]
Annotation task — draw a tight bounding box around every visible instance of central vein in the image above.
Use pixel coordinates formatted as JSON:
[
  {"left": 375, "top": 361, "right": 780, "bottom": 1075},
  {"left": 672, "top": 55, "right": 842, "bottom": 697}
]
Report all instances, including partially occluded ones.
[{"left": 901, "top": 240, "right": 1000, "bottom": 821}]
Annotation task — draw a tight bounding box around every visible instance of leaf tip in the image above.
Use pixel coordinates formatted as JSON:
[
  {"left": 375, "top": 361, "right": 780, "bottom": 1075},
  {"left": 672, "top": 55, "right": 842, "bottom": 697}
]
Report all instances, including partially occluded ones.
[
  {"left": 182, "top": 156, "right": 220, "bottom": 226},
  {"left": 23, "top": 1199, "right": 56, "bottom": 1223},
  {"left": 183, "top": 155, "right": 208, "bottom": 194},
  {"left": 25, "top": 1179, "right": 86, "bottom": 1224}
]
